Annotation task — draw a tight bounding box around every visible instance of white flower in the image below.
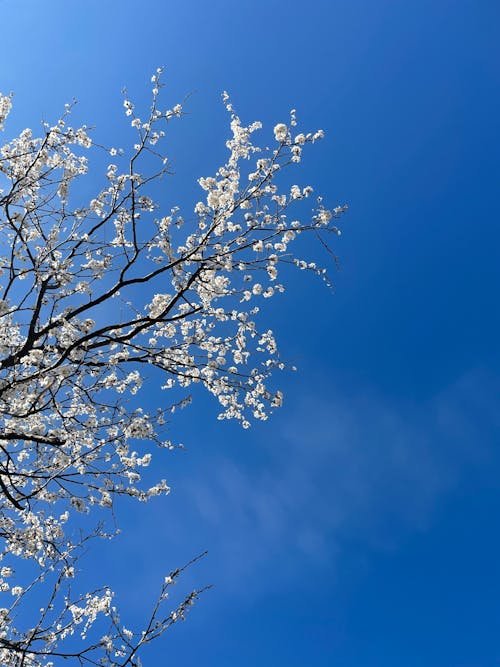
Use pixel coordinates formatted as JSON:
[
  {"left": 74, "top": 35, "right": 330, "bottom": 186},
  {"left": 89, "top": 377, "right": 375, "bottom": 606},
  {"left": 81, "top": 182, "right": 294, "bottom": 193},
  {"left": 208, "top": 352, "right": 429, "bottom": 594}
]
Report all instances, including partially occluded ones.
[
  {"left": 148, "top": 293, "right": 171, "bottom": 318},
  {"left": 273, "top": 123, "right": 288, "bottom": 142},
  {"left": 100, "top": 492, "right": 112, "bottom": 508},
  {"left": 0, "top": 94, "right": 12, "bottom": 130},
  {"left": 267, "top": 265, "right": 278, "bottom": 280},
  {"left": 207, "top": 191, "right": 220, "bottom": 209},
  {"left": 80, "top": 318, "right": 95, "bottom": 333}
]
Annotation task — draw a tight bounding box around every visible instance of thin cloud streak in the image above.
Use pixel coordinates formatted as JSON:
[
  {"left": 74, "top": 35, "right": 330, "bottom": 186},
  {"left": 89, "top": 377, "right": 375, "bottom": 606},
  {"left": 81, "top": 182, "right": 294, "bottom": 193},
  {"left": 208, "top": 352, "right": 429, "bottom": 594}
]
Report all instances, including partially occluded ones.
[{"left": 179, "top": 371, "right": 498, "bottom": 590}]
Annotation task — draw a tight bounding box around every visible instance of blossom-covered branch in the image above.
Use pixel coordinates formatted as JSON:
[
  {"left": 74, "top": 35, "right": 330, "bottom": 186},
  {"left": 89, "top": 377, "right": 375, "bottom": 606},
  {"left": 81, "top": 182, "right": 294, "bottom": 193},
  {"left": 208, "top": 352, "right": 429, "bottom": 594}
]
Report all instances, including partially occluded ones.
[{"left": 0, "top": 69, "right": 346, "bottom": 665}]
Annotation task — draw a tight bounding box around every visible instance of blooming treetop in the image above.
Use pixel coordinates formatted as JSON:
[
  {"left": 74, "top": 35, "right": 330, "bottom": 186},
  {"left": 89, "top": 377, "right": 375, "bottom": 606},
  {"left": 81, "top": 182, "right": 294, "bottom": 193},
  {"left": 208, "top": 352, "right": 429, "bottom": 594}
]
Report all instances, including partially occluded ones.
[{"left": 0, "top": 69, "right": 346, "bottom": 665}]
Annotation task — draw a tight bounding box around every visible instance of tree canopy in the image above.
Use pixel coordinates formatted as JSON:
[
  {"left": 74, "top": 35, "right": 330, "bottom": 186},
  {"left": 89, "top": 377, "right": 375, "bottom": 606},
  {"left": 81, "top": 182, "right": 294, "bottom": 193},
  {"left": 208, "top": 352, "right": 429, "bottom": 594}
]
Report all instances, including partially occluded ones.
[{"left": 0, "top": 71, "right": 345, "bottom": 666}]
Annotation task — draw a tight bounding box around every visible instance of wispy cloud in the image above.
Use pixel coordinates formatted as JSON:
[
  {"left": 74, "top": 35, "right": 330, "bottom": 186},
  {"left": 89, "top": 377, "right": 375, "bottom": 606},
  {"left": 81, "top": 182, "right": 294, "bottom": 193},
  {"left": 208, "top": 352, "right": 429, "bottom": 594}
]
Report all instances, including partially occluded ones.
[{"left": 174, "top": 371, "right": 499, "bottom": 591}]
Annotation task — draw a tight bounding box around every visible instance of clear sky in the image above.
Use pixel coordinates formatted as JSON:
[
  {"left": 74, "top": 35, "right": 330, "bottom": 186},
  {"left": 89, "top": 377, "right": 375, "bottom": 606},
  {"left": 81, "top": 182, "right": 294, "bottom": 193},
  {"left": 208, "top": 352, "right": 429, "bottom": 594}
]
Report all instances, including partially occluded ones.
[{"left": 1, "top": 0, "right": 500, "bottom": 665}]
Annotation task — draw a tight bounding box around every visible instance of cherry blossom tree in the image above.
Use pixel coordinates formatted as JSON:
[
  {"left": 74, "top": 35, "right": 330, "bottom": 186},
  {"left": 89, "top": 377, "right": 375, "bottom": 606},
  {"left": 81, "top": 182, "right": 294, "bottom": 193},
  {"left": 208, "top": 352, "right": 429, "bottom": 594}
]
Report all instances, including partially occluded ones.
[{"left": 0, "top": 70, "right": 346, "bottom": 666}]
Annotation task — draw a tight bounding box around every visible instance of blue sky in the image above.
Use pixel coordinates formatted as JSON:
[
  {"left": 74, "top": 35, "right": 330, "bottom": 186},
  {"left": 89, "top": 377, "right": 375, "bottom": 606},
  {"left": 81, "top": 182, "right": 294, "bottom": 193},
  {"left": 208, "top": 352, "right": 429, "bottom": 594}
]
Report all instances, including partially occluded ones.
[{"left": 1, "top": 0, "right": 500, "bottom": 664}]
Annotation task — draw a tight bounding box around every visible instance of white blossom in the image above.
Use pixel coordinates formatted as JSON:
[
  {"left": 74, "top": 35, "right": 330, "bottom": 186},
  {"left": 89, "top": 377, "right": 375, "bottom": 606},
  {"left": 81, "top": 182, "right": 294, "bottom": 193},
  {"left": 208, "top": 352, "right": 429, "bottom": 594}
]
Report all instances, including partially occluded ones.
[{"left": 273, "top": 123, "right": 288, "bottom": 142}]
